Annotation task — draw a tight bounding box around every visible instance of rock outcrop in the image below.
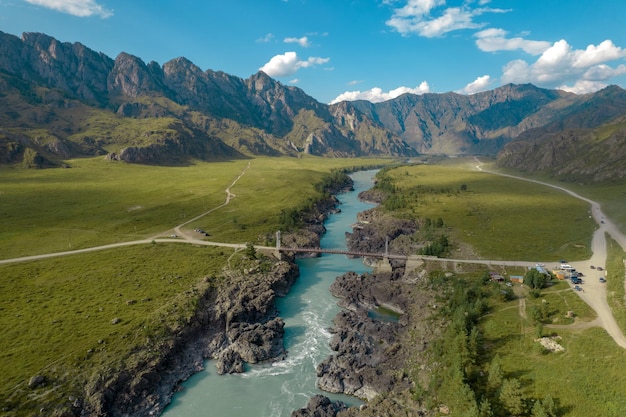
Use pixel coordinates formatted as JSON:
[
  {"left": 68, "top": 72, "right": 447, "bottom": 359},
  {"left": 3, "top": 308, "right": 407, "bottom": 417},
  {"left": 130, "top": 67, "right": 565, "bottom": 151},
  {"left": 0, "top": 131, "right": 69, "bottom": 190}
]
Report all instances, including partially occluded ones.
[
  {"left": 291, "top": 395, "right": 348, "bottom": 417},
  {"left": 345, "top": 208, "right": 418, "bottom": 260},
  {"left": 79, "top": 258, "right": 299, "bottom": 417},
  {"left": 313, "top": 264, "right": 438, "bottom": 416},
  {"left": 316, "top": 269, "right": 414, "bottom": 400}
]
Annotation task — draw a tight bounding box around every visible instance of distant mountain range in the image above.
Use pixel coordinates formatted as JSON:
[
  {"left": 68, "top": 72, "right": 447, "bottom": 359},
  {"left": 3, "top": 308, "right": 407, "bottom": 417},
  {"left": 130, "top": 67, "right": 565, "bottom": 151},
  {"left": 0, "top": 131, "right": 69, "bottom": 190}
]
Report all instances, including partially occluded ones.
[{"left": 1, "top": 31, "right": 626, "bottom": 182}]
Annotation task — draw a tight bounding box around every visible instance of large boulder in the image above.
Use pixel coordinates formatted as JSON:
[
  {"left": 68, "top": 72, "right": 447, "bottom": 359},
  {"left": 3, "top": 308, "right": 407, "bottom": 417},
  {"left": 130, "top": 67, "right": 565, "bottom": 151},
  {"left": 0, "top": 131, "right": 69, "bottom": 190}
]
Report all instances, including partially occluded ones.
[{"left": 291, "top": 395, "right": 348, "bottom": 417}]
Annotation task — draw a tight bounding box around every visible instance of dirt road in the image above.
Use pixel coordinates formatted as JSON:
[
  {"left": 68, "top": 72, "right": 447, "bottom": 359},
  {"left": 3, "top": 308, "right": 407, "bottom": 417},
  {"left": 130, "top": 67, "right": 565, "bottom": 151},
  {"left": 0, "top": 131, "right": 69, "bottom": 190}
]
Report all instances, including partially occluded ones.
[{"left": 475, "top": 158, "right": 626, "bottom": 348}]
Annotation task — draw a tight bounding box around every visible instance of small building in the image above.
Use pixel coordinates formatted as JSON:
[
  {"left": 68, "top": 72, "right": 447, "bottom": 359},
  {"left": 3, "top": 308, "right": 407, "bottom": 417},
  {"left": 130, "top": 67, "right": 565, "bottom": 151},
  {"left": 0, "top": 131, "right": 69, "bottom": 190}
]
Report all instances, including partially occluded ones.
[
  {"left": 510, "top": 275, "right": 524, "bottom": 283},
  {"left": 489, "top": 271, "right": 505, "bottom": 282}
]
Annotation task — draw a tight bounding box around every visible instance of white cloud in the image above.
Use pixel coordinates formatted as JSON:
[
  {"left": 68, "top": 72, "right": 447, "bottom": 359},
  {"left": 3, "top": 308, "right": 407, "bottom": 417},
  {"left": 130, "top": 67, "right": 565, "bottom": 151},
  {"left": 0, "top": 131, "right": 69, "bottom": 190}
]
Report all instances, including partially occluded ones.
[
  {"left": 460, "top": 75, "right": 492, "bottom": 94},
  {"left": 289, "top": 78, "right": 300, "bottom": 84},
  {"left": 24, "top": 0, "right": 112, "bottom": 17},
  {"left": 330, "top": 81, "right": 430, "bottom": 104},
  {"left": 256, "top": 33, "right": 274, "bottom": 43},
  {"left": 558, "top": 80, "right": 610, "bottom": 95},
  {"left": 284, "top": 36, "right": 311, "bottom": 48},
  {"left": 571, "top": 40, "right": 625, "bottom": 68},
  {"left": 583, "top": 63, "right": 626, "bottom": 80},
  {"left": 348, "top": 80, "right": 364, "bottom": 86},
  {"left": 385, "top": 1, "right": 508, "bottom": 37},
  {"left": 558, "top": 64, "right": 626, "bottom": 93},
  {"left": 475, "top": 28, "right": 551, "bottom": 55},
  {"left": 259, "top": 52, "right": 330, "bottom": 77},
  {"left": 393, "top": 0, "right": 445, "bottom": 18},
  {"left": 499, "top": 39, "right": 626, "bottom": 93}
]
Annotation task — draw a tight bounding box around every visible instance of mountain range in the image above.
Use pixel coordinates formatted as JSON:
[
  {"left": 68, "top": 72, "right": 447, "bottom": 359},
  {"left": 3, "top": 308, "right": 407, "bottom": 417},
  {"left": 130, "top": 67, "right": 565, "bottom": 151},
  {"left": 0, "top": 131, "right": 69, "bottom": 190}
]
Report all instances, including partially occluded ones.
[{"left": 1, "top": 31, "right": 626, "bottom": 182}]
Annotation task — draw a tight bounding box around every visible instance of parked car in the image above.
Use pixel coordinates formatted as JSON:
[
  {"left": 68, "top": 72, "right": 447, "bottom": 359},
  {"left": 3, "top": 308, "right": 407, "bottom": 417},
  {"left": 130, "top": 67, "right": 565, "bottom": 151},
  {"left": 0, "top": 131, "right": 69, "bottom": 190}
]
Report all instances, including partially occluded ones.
[
  {"left": 599, "top": 277, "right": 606, "bottom": 283},
  {"left": 590, "top": 265, "right": 596, "bottom": 269},
  {"left": 597, "top": 266, "right": 604, "bottom": 271},
  {"left": 574, "top": 285, "right": 582, "bottom": 291}
]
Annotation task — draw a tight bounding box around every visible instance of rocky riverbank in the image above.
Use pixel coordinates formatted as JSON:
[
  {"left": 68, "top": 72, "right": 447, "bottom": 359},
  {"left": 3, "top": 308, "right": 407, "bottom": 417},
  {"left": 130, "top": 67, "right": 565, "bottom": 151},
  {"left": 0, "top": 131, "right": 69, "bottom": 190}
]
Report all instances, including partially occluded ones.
[
  {"left": 78, "top": 258, "right": 299, "bottom": 417},
  {"left": 73, "top": 179, "right": 355, "bottom": 417},
  {"left": 313, "top": 265, "right": 438, "bottom": 417},
  {"left": 345, "top": 208, "right": 418, "bottom": 266},
  {"left": 294, "top": 192, "right": 442, "bottom": 417}
]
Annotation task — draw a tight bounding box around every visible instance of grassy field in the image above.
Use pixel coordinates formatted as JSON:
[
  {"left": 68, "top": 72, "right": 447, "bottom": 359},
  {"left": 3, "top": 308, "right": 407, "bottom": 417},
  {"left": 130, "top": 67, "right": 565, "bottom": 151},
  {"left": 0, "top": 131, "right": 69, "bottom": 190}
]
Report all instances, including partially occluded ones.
[
  {"left": 0, "top": 244, "right": 229, "bottom": 413},
  {"left": 605, "top": 234, "right": 626, "bottom": 333},
  {"left": 483, "top": 283, "right": 626, "bottom": 416},
  {"left": 0, "top": 156, "right": 391, "bottom": 259},
  {"left": 481, "top": 157, "right": 626, "bottom": 236},
  {"left": 378, "top": 158, "right": 596, "bottom": 261}
]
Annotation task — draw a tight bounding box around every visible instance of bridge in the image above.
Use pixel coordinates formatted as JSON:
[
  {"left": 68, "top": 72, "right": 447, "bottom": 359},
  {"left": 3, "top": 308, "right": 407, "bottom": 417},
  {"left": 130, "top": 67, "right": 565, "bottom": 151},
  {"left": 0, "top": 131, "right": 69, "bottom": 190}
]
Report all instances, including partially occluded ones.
[
  {"left": 272, "top": 231, "right": 536, "bottom": 269},
  {"left": 276, "top": 246, "right": 406, "bottom": 259}
]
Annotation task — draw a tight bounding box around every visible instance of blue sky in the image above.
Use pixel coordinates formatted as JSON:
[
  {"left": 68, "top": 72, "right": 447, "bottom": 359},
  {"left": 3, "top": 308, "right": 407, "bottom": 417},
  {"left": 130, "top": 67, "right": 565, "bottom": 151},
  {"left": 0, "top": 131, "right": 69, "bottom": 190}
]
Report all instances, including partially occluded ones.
[{"left": 1, "top": 0, "right": 626, "bottom": 104}]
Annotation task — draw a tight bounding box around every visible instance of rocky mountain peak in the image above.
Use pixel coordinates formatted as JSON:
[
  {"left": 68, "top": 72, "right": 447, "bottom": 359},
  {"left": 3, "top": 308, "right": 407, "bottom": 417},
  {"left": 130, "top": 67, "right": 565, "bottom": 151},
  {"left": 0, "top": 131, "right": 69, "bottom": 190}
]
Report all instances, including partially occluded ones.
[
  {"left": 163, "top": 56, "right": 203, "bottom": 77},
  {"left": 247, "top": 71, "right": 278, "bottom": 94},
  {"left": 108, "top": 52, "right": 164, "bottom": 98}
]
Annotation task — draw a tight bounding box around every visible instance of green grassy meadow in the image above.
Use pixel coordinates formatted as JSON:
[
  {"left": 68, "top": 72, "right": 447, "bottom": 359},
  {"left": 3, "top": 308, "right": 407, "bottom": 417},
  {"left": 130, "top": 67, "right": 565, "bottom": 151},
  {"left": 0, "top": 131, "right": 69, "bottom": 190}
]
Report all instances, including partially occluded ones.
[
  {"left": 0, "top": 156, "right": 390, "bottom": 259},
  {"left": 605, "top": 235, "right": 626, "bottom": 333},
  {"left": 482, "top": 157, "right": 626, "bottom": 236},
  {"left": 0, "top": 244, "right": 229, "bottom": 413},
  {"left": 378, "top": 158, "right": 596, "bottom": 261},
  {"left": 482, "top": 283, "right": 626, "bottom": 417}
]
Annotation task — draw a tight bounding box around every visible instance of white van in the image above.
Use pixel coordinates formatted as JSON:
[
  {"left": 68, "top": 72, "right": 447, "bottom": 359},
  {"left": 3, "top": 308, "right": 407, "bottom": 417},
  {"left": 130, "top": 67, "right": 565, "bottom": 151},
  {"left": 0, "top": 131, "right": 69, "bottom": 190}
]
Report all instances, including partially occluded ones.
[{"left": 560, "top": 264, "right": 573, "bottom": 270}]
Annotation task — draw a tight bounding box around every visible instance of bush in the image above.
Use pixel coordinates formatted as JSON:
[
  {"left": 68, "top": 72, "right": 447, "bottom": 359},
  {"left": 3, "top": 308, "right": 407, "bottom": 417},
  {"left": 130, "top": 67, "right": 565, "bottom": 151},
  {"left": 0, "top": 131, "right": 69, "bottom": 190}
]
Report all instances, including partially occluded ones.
[{"left": 524, "top": 269, "right": 548, "bottom": 289}]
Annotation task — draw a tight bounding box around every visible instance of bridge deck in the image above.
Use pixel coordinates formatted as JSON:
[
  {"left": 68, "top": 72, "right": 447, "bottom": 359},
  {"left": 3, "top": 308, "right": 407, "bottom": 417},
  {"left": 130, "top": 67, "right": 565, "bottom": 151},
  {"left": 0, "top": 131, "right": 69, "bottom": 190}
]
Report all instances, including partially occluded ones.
[{"left": 277, "top": 246, "right": 536, "bottom": 268}]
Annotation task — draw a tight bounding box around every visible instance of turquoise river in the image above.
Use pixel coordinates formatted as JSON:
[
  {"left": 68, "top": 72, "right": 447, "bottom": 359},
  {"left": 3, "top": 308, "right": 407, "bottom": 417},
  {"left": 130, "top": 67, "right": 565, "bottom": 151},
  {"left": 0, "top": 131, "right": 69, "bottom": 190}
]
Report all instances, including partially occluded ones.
[{"left": 162, "top": 169, "right": 378, "bottom": 417}]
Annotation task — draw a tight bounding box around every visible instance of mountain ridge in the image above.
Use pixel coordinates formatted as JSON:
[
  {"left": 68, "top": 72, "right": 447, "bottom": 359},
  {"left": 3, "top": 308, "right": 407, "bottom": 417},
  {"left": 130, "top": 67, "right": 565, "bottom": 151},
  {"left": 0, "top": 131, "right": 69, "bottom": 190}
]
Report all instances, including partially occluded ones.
[{"left": 1, "top": 30, "right": 626, "bottom": 181}]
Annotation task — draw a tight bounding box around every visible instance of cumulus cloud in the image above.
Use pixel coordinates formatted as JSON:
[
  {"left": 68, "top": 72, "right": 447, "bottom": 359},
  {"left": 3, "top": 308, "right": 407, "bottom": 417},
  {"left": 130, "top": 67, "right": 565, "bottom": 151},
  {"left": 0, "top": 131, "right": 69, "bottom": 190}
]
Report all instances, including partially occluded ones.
[
  {"left": 259, "top": 52, "right": 330, "bottom": 77},
  {"left": 386, "top": 0, "right": 507, "bottom": 37},
  {"left": 499, "top": 39, "right": 626, "bottom": 93},
  {"left": 571, "top": 40, "right": 625, "bottom": 68},
  {"left": 330, "top": 81, "right": 430, "bottom": 104},
  {"left": 475, "top": 28, "right": 551, "bottom": 55},
  {"left": 460, "top": 75, "right": 492, "bottom": 94},
  {"left": 24, "top": 0, "right": 112, "bottom": 17},
  {"left": 284, "top": 36, "right": 311, "bottom": 48}
]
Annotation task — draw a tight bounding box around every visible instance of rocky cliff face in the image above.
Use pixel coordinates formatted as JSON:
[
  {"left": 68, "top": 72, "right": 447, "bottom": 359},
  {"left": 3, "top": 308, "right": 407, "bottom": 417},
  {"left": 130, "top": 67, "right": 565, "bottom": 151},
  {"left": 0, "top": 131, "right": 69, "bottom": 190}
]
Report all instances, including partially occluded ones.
[{"left": 10, "top": 32, "right": 114, "bottom": 103}]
